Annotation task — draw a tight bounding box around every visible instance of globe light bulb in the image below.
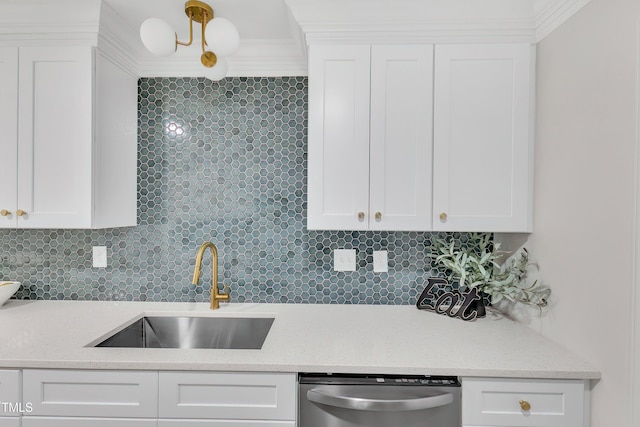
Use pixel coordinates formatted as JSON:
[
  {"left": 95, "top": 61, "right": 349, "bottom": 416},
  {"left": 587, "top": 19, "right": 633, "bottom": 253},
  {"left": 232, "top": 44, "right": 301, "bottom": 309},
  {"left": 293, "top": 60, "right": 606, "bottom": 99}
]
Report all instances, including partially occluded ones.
[
  {"left": 140, "top": 18, "right": 176, "bottom": 56},
  {"left": 203, "top": 57, "right": 228, "bottom": 81},
  {"left": 204, "top": 18, "right": 240, "bottom": 57}
]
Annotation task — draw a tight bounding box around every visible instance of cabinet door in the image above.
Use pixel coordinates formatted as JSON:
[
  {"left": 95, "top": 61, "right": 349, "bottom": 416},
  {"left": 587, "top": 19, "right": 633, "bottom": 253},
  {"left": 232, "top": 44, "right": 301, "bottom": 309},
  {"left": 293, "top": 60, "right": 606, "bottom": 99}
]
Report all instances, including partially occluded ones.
[
  {"left": 159, "top": 421, "right": 294, "bottom": 427},
  {"left": 158, "top": 372, "right": 296, "bottom": 421},
  {"left": 93, "top": 51, "right": 138, "bottom": 228},
  {"left": 0, "top": 418, "right": 20, "bottom": 427},
  {"left": 17, "top": 46, "right": 93, "bottom": 228},
  {"left": 23, "top": 369, "right": 158, "bottom": 418},
  {"left": 22, "top": 418, "right": 156, "bottom": 427},
  {"left": 462, "top": 377, "right": 585, "bottom": 427},
  {"left": 0, "top": 47, "right": 18, "bottom": 228},
  {"left": 307, "top": 45, "right": 371, "bottom": 230},
  {"left": 433, "top": 44, "right": 533, "bottom": 232},
  {"left": 369, "top": 45, "right": 433, "bottom": 231},
  {"left": 0, "top": 370, "right": 20, "bottom": 417}
]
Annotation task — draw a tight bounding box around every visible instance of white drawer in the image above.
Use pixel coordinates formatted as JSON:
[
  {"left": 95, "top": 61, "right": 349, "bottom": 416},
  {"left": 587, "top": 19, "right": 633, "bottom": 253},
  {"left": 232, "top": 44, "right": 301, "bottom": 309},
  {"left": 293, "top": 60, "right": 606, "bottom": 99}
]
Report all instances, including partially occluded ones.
[
  {"left": 0, "top": 370, "right": 20, "bottom": 417},
  {"left": 0, "top": 417, "right": 20, "bottom": 427},
  {"left": 22, "top": 418, "right": 156, "bottom": 427},
  {"left": 462, "top": 377, "right": 586, "bottom": 427},
  {"left": 23, "top": 370, "right": 158, "bottom": 418},
  {"left": 159, "top": 372, "right": 296, "bottom": 420},
  {"left": 159, "top": 421, "right": 294, "bottom": 427}
]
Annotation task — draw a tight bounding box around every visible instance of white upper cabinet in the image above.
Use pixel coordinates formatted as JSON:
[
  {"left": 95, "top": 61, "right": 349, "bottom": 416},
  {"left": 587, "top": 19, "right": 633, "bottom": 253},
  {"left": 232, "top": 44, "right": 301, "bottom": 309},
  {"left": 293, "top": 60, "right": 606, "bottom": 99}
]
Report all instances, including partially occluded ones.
[
  {"left": 308, "top": 44, "right": 434, "bottom": 231},
  {"left": 308, "top": 42, "right": 534, "bottom": 232},
  {"left": 308, "top": 45, "right": 371, "bottom": 231},
  {"left": 0, "top": 48, "right": 18, "bottom": 227},
  {"left": 369, "top": 45, "right": 434, "bottom": 231},
  {"left": 433, "top": 44, "right": 534, "bottom": 232},
  {"left": 0, "top": 45, "right": 137, "bottom": 229},
  {"left": 16, "top": 46, "right": 94, "bottom": 229}
]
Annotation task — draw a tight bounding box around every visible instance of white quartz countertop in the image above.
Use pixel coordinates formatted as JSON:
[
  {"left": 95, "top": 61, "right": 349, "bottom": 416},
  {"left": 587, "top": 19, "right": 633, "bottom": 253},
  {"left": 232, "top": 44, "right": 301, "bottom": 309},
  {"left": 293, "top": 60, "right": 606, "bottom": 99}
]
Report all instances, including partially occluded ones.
[{"left": 0, "top": 300, "right": 599, "bottom": 379}]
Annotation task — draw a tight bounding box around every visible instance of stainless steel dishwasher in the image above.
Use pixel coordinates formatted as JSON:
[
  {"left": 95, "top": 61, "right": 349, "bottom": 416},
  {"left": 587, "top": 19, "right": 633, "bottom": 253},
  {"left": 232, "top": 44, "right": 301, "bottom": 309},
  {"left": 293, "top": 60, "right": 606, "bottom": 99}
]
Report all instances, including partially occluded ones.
[{"left": 298, "top": 373, "right": 461, "bottom": 427}]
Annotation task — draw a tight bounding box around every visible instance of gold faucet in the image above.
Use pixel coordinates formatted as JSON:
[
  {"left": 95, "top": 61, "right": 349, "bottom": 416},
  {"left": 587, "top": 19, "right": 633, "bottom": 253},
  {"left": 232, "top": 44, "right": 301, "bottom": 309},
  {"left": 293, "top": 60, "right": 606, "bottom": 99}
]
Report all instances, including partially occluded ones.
[{"left": 192, "top": 242, "right": 230, "bottom": 310}]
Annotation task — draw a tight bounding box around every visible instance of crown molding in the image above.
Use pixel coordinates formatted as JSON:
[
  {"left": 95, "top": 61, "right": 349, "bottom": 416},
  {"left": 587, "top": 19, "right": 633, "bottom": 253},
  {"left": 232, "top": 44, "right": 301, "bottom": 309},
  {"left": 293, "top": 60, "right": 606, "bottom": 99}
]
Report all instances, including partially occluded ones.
[
  {"left": 0, "top": 0, "right": 595, "bottom": 77},
  {"left": 302, "top": 21, "right": 537, "bottom": 45},
  {"left": 0, "top": 32, "right": 98, "bottom": 46},
  {"left": 97, "top": 1, "right": 139, "bottom": 75},
  {"left": 0, "top": 0, "right": 101, "bottom": 38},
  {"left": 535, "top": 0, "right": 593, "bottom": 42}
]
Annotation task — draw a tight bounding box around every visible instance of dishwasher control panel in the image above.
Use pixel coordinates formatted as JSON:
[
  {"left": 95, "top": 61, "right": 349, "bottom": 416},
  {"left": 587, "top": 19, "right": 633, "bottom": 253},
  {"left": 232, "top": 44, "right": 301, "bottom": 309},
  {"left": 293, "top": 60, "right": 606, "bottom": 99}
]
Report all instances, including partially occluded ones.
[{"left": 299, "top": 373, "right": 460, "bottom": 386}]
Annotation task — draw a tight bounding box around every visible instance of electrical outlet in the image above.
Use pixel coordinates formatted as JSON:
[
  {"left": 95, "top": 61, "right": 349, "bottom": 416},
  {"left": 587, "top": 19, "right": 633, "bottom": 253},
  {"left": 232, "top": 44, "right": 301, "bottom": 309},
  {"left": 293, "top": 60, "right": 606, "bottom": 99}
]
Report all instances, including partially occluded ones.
[
  {"left": 334, "top": 249, "right": 356, "bottom": 272},
  {"left": 93, "top": 246, "right": 107, "bottom": 268},
  {"left": 373, "top": 251, "right": 388, "bottom": 273}
]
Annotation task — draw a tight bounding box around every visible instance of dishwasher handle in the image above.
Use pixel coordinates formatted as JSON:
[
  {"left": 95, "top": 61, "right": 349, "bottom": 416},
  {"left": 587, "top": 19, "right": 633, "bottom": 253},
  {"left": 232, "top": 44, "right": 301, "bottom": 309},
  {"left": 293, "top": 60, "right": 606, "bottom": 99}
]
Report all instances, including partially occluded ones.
[{"left": 307, "top": 388, "right": 454, "bottom": 412}]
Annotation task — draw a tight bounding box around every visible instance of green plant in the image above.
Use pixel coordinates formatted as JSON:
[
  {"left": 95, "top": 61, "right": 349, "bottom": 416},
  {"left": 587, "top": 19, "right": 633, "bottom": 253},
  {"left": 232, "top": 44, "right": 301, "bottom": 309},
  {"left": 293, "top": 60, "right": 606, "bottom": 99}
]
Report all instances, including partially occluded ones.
[{"left": 430, "top": 233, "right": 550, "bottom": 311}]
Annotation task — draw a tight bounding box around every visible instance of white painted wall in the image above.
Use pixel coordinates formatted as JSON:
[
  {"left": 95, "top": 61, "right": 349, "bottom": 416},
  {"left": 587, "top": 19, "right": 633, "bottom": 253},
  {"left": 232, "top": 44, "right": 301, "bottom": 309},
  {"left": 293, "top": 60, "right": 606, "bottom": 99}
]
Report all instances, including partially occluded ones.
[{"left": 499, "top": 0, "right": 640, "bottom": 425}]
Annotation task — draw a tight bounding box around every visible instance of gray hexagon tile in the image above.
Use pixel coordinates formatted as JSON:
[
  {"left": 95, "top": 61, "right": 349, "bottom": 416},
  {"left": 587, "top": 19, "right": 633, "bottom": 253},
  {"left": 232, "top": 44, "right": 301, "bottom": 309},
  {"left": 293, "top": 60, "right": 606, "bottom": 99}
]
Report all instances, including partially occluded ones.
[{"left": 0, "top": 77, "right": 486, "bottom": 304}]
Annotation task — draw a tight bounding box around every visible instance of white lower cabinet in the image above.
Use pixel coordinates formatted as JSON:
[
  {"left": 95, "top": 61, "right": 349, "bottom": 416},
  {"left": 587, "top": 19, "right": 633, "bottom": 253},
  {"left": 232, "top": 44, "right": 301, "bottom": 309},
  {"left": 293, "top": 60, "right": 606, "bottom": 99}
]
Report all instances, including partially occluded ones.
[
  {"left": 158, "top": 422, "right": 293, "bottom": 426},
  {"left": 0, "top": 370, "right": 21, "bottom": 417},
  {"left": 22, "top": 418, "right": 155, "bottom": 427},
  {"left": 21, "top": 370, "right": 296, "bottom": 426},
  {"left": 22, "top": 370, "right": 158, "bottom": 418},
  {"left": 0, "top": 370, "right": 21, "bottom": 426},
  {"left": 158, "top": 372, "right": 296, "bottom": 421},
  {"left": 0, "top": 419, "right": 20, "bottom": 427},
  {"left": 462, "top": 377, "right": 588, "bottom": 427},
  {"left": 16, "top": 369, "right": 589, "bottom": 426}
]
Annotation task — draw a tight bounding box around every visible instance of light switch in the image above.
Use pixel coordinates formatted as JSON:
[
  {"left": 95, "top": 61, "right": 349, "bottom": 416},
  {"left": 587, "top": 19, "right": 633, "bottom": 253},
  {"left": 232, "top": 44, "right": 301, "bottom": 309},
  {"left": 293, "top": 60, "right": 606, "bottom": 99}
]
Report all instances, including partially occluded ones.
[
  {"left": 334, "top": 249, "right": 356, "bottom": 272},
  {"left": 373, "top": 251, "right": 388, "bottom": 273},
  {"left": 93, "top": 246, "right": 107, "bottom": 268}
]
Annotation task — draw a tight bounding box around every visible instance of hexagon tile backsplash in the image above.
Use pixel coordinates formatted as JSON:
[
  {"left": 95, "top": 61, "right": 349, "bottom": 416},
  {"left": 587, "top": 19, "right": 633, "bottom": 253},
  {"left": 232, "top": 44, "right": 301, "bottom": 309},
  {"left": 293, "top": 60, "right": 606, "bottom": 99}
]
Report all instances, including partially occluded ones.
[{"left": 1, "top": 77, "right": 477, "bottom": 304}]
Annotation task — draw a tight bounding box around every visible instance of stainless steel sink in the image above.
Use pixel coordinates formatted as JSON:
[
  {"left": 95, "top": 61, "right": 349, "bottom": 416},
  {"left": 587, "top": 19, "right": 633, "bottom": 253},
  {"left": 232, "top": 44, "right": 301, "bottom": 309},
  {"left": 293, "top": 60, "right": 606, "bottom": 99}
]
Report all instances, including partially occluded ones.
[{"left": 94, "top": 316, "right": 274, "bottom": 349}]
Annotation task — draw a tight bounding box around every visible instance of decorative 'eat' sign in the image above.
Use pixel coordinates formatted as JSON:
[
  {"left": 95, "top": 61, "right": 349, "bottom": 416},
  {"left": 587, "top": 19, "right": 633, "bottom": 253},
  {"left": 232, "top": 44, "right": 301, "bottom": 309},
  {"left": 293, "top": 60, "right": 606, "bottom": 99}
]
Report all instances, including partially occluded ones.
[{"left": 416, "top": 278, "right": 485, "bottom": 321}]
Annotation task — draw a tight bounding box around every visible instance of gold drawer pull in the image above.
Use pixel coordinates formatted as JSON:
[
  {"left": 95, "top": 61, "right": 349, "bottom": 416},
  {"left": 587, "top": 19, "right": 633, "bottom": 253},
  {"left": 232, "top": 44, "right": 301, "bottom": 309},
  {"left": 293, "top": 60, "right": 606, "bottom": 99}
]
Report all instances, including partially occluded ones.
[
  {"left": 519, "top": 400, "right": 531, "bottom": 411},
  {"left": 0, "top": 210, "right": 10, "bottom": 217},
  {"left": 439, "top": 212, "right": 447, "bottom": 222},
  {"left": 358, "top": 212, "right": 365, "bottom": 221},
  {"left": 375, "top": 212, "right": 382, "bottom": 221},
  {"left": 16, "top": 209, "right": 26, "bottom": 217}
]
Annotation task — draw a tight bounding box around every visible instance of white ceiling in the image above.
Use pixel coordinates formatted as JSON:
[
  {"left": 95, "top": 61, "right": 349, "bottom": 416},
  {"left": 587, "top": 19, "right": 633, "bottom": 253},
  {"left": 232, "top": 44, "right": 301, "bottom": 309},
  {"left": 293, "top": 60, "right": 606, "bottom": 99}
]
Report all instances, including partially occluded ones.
[{"left": 104, "top": 0, "right": 295, "bottom": 42}]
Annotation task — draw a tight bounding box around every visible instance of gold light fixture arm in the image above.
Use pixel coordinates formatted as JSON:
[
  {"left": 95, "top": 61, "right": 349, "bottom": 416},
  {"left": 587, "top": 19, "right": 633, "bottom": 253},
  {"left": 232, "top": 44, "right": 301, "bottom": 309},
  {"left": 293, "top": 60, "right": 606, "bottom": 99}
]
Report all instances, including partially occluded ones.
[
  {"left": 176, "top": 1, "right": 214, "bottom": 48},
  {"left": 176, "top": 11, "right": 194, "bottom": 47},
  {"left": 201, "top": 11, "right": 207, "bottom": 52},
  {"left": 199, "top": 8, "right": 217, "bottom": 67},
  {"left": 140, "top": 1, "right": 233, "bottom": 79}
]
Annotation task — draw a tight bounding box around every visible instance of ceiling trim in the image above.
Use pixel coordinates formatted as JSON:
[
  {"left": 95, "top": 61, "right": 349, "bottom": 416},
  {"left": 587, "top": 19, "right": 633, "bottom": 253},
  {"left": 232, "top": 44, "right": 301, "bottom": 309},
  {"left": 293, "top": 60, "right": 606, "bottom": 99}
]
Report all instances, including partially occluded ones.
[
  {"left": 302, "top": 21, "right": 537, "bottom": 45},
  {"left": 0, "top": 0, "right": 595, "bottom": 77},
  {"left": 98, "top": 1, "right": 140, "bottom": 76},
  {"left": 535, "top": 0, "right": 593, "bottom": 42}
]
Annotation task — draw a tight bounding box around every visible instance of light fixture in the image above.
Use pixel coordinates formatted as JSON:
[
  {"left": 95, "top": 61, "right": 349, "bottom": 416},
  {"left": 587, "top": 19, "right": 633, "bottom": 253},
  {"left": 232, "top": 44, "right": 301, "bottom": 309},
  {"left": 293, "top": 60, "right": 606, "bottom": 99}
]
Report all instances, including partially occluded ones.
[{"left": 139, "top": 0, "right": 239, "bottom": 81}]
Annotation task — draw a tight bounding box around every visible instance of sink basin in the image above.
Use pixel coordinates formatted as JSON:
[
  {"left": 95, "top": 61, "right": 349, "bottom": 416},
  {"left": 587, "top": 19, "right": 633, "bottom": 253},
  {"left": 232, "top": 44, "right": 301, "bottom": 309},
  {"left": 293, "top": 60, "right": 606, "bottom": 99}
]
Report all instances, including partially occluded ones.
[{"left": 94, "top": 316, "right": 274, "bottom": 349}]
